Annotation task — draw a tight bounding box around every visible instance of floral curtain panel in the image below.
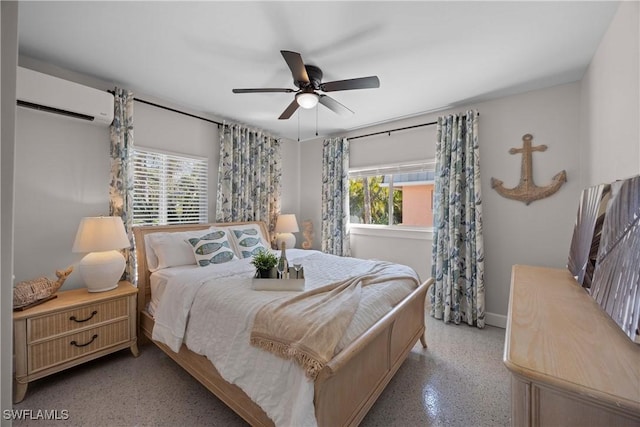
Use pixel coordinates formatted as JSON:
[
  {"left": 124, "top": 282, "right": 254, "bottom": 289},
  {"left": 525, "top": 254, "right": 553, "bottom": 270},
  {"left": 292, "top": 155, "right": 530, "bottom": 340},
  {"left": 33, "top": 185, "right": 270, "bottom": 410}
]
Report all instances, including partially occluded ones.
[
  {"left": 216, "top": 122, "right": 282, "bottom": 236},
  {"left": 321, "top": 137, "right": 351, "bottom": 256},
  {"left": 109, "top": 87, "right": 135, "bottom": 283},
  {"left": 431, "top": 110, "right": 485, "bottom": 327}
]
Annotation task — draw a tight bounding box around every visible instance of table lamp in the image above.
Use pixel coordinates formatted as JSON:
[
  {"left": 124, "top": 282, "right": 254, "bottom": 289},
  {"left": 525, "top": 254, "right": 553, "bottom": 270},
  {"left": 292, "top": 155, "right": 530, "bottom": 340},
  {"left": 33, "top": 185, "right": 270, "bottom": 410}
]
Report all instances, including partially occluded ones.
[
  {"left": 275, "top": 214, "right": 299, "bottom": 249},
  {"left": 72, "top": 216, "right": 131, "bottom": 292}
]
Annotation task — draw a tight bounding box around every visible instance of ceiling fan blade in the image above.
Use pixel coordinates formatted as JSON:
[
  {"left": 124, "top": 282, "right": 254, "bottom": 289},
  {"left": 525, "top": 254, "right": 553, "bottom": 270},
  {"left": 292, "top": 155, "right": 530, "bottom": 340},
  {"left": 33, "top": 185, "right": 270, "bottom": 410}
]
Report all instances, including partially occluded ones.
[
  {"left": 320, "top": 76, "right": 380, "bottom": 92},
  {"left": 278, "top": 99, "right": 300, "bottom": 120},
  {"left": 319, "top": 95, "right": 354, "bottom": 117},
  {"left": 280, "top": 50, "right": 309, "bottom": 84},
  {"left": 232, "top": 88, "right": 295, "bottom": 94}
]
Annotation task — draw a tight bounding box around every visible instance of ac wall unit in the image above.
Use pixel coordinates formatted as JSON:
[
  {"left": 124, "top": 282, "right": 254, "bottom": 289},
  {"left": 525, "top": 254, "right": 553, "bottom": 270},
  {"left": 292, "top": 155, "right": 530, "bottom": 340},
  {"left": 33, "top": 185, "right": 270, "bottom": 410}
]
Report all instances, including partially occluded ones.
[{"left": 16, "top": 66, "right": 114, "bottom": 126}]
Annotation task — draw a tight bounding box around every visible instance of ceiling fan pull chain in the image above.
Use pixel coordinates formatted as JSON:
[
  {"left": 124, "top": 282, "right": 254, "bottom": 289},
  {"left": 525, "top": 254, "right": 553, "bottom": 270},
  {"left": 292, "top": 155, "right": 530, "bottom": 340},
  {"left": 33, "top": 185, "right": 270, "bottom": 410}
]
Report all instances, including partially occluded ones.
[
  {"left": 316, "top": 104, "right": 319, "bottom": 136},
  {"left": 297, "top": 111, "right": 300, "bottom": 142}
]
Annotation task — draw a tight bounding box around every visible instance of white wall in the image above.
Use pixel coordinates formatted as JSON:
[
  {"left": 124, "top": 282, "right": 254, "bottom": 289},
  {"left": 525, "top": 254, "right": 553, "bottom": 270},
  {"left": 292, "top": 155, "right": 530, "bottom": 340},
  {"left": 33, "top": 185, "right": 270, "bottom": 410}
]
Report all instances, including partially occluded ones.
[
  {"left": 350, "top": 228, "right": 432, "bottom": 282},
  {"left": 279, "top": 138, "right": 300, "bottom": 215},
  {"left": 580, "top": 1, "right": 640, "bottom": 187},
  {"left": 14, "top": 109, "right": 111, "bottom": 290},
  {"left": 299, "top": 136, "right": 323, "bottom": 241},
  {"left": 1, "top": 0, "right": 19, "bottom": 418},
  {"left": 300, "top": 82, "right": 583, "bottom": 324},
  {"left": 475, "top": 83, "right": 582, "bottom": 323},
  {"left": 349, "top": 118, "right": 437, "bottom": 168},
  {"left": 13, "top": 62, "right": 300, "bottom": 291}
]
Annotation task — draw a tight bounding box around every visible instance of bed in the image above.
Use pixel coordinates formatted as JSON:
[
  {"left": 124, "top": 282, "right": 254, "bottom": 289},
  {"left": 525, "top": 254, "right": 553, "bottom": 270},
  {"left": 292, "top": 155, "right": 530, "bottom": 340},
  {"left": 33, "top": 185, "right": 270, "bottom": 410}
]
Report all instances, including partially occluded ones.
[{"left": 133, "top": 221, "right": 432, "bottom": 426}]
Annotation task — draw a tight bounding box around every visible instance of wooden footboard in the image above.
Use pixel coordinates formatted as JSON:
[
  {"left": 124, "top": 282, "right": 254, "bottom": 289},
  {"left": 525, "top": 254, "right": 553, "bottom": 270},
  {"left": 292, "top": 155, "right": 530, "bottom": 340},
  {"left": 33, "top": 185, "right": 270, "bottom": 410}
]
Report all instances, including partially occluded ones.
[
  {"left": 134, "top": 222, "right": 432, "bottom": 426},
  {"left": 315, "top": 278, "right": 431, "bottom": 426}
]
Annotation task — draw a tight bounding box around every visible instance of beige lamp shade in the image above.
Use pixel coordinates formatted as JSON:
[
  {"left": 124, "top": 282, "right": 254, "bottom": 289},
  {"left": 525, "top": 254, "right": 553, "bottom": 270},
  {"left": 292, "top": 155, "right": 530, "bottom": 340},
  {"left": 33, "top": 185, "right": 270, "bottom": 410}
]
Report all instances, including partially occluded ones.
[
  {"left": 72, "top": 216, "right": 130, "bottom": 253},
  {"left": 72, "top": 216, "right": 130, "bottom": 293},
  {"left": 275, "top": 214, "right": 300, "bottom": 233},
  {"left": 275, "top": 214, "right": 299, "bottom": 249}
]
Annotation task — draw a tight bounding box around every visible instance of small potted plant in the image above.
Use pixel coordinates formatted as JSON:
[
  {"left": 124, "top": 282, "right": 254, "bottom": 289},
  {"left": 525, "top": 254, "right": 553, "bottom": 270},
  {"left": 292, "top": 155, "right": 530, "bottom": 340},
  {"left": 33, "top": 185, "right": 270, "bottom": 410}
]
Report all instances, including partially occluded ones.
[{"left": 251, "top": 249, "right": 278, "bottom": 278}]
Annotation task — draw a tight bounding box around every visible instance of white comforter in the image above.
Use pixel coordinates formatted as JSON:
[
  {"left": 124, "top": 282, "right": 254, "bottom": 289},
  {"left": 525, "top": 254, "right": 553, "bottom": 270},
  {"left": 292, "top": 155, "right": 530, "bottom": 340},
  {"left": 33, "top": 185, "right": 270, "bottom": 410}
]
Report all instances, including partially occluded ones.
[{"left": 152, "top": 250, "right": 418, "bottom": 426}]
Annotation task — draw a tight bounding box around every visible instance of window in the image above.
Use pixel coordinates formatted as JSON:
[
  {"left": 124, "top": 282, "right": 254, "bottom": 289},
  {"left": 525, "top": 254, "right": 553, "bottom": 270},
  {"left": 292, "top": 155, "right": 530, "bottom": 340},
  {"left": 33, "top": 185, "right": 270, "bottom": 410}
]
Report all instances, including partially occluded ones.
[
  {"left": 132, "top": 147, "right": 208, "bottom": 226},
  {"left": 349, "top": 162, "right": 434, "bottom": 228}
]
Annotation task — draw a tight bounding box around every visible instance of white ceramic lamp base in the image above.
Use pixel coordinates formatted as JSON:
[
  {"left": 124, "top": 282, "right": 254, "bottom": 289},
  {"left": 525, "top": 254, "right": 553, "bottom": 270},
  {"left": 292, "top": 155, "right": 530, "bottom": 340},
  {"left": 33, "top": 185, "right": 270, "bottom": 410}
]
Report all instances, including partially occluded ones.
[
  {"left": 275, "top": 232, "right": 296, "bottom": 250},
  {"left": 79, "top": 250, "right": 125, "bottom": 292}
]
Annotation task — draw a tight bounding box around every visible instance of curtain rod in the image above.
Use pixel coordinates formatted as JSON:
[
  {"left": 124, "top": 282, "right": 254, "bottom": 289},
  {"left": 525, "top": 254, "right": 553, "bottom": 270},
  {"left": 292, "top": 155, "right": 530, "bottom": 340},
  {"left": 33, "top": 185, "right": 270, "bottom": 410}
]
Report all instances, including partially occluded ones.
[
  {"left": 348, "top": 121, "right": 437, "bottom": 141},
  {"left": 108, "top": 90, "right": 222, "bottom": 127},
  {"left": 347, "top": 112, "right": 479, "bottom": 141}
]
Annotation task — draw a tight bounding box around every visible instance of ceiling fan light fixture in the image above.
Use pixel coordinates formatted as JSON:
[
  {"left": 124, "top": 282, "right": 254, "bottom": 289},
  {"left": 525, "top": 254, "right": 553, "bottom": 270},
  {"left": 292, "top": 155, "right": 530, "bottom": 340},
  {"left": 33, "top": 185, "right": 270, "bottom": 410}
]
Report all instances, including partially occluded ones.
[{"left": 296, "top": 92, "right": 319, "bottom": 109}]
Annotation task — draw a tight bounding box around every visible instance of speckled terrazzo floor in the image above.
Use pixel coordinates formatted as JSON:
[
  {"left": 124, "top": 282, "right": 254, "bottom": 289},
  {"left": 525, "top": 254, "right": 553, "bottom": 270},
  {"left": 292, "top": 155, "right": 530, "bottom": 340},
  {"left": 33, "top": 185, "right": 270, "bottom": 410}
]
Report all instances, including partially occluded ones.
[{"left": 13, "top": 315, "right": 510, "bottom": 426}]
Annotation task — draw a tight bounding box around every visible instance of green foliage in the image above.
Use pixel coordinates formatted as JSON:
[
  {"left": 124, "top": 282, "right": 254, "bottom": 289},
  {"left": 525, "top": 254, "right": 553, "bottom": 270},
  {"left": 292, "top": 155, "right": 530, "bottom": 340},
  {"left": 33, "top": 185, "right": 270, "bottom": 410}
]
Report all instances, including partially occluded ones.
[
  {"left": 250, "top": 249, "right": 278, "bottom": 271},
  {"left": 349, "top": 176, "right": 403, "bottom": 225},
  {"left": 349, "top": 178, "right": 365, "bottom": 222},
  {"left": 392, "top": 188, "right": 403, "bottom": 225}
]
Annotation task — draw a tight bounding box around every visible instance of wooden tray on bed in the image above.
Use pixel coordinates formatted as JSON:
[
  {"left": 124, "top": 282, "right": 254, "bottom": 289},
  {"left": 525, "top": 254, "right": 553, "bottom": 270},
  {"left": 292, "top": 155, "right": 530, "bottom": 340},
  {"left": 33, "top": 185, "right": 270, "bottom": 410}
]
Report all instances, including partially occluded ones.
[{"left": 251, "top": 278, "right": 305, "bottom": 291}]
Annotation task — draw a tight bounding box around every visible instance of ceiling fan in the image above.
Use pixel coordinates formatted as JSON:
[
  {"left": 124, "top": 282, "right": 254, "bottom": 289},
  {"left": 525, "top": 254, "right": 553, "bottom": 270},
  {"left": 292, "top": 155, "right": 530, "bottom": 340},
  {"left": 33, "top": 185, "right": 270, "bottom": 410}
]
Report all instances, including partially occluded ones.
[{"left": 232, "top": 50, "right": 380, "bottom": 120}]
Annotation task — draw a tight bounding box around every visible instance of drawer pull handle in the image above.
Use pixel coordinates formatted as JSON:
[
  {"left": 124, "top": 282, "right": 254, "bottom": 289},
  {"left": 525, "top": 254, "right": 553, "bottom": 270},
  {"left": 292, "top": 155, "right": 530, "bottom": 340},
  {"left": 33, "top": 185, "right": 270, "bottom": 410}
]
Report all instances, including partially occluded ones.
[
  {"left": 70, "top": 334, "right": 98, "bottom": 348},
  {"left": 69, "top": 311, "right": 97, "bottom": 323}
]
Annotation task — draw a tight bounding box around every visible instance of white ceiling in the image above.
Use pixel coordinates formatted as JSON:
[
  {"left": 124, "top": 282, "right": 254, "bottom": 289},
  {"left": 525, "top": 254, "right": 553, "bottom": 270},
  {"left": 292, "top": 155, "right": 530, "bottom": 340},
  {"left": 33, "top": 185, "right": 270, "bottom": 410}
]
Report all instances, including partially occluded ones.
[{"left": 18, "top": 1, "right": 618, "bottom": 141}]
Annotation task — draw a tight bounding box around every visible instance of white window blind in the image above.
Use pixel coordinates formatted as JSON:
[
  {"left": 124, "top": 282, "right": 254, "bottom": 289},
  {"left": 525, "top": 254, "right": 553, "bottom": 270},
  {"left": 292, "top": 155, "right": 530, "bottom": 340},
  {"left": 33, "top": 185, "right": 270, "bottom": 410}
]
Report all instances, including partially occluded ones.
[
  {"left": 132, "top": 147, "right": 208, "bottom": 226},
  {"left": 348, "top": 159, "right": 436, "bottom": 178}
]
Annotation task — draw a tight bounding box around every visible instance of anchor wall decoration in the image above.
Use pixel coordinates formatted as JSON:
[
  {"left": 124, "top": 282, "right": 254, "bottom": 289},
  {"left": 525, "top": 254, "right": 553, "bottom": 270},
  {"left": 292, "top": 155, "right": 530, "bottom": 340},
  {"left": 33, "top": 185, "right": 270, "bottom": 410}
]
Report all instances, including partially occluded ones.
[{"left": 491, "top": 134, "right": 567, "bottom": 205}]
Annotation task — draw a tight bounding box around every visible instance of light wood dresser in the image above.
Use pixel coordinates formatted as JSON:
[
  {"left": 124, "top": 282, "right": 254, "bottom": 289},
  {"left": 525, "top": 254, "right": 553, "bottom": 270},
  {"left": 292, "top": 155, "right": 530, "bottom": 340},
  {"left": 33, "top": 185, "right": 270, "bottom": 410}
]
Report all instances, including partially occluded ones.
[
  {"left": 504, "top": 265, "right": 640, "bottom": 426},
  {"left": 13, "top": 281, "right": 138, "bottom": 403}
]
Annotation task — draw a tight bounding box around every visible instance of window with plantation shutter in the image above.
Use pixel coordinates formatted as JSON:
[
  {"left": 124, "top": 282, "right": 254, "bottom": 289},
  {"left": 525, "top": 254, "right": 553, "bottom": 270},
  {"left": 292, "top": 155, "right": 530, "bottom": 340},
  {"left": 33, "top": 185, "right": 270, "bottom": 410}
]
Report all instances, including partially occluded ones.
[{"left": 132, "top": 147, "right": 208, "bottom": 226}]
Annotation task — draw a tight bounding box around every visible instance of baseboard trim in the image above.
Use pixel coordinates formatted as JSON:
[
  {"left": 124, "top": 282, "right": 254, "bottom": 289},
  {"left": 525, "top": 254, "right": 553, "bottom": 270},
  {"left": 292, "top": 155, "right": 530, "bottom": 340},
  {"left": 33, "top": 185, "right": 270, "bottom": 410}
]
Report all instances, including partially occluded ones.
[
  {"left": 424, "top": 305, "right": 508, "bottom": 329},
  {"left": 485, "top": 312, "right": 507, "bottom": 329}
]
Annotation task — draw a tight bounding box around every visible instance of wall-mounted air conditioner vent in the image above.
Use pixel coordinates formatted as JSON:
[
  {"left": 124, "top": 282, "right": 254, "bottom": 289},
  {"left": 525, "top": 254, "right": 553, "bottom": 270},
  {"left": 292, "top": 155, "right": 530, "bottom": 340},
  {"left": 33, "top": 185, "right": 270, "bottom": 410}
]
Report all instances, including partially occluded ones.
[{"left": 16, "top": 67, "right": 114, "bottom": 126}]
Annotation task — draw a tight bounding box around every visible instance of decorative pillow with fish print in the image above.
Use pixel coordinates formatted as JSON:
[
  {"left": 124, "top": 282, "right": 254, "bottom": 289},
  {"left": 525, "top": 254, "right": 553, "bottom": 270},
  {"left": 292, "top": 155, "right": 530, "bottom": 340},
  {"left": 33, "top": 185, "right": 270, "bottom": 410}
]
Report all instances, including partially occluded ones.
[
  {"left": 229, "top": 225, "right": 269, "bottom": 259},
  {"left": 187, "top": 229, "right": 238, "bottom": 267}
]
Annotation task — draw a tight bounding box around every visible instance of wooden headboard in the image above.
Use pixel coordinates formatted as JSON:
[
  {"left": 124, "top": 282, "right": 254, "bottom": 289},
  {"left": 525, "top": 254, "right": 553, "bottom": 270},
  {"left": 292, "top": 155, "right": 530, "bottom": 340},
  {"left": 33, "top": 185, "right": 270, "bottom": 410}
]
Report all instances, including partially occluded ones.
[{"left": 132, "top": 221, "right": 271, "bottom": 318}]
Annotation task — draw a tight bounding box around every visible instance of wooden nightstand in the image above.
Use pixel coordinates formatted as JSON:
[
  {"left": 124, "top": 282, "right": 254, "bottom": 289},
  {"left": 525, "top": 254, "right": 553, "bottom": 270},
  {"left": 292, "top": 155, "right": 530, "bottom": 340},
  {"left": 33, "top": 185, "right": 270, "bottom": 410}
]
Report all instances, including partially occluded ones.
[{"left": 13, "top": 281, "right": 138, "bottom": 403}]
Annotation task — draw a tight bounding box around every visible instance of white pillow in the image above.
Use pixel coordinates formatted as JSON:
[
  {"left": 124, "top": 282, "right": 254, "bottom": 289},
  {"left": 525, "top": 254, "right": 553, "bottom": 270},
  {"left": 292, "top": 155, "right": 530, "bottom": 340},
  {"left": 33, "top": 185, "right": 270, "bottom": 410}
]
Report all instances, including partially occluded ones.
[
  {"left": 187, "top": 228, "right": 238, "bottom": 267},
  {"left": 227, "top": 224, "right": 270, "bottom": 258},
  {"left": 143, "top": 233, "right": 160, "bottom": 272},
  {"left": 146, "top": 228, "right": 213, "bottom": 271}
]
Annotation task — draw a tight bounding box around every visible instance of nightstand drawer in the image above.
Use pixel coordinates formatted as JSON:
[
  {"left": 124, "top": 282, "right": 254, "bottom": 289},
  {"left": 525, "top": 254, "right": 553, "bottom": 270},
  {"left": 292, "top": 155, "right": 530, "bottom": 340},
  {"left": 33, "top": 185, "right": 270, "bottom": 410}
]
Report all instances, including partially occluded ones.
[
  {"left": 28, "top": 297, "right": 129, "bottom": 342},
  {"left": 28, "top": 318, "right": 130, "bottom": 373}
]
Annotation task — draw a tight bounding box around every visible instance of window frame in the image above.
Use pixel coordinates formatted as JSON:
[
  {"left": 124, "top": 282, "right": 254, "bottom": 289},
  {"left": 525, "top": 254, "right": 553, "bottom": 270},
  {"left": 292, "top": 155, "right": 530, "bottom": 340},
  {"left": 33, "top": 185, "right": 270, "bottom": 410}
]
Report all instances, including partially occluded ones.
[
  {"left": 348, "top": 160, "right": 435, "bottom": 233},
  {"left": 131, "top": 146, "right": 208, "bottom": 226}
]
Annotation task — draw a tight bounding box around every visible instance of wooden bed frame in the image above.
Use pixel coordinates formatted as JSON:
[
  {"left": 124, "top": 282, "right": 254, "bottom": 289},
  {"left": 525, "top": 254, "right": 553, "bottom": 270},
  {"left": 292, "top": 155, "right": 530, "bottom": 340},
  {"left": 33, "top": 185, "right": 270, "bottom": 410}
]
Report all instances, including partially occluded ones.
[{"left": 133, "top": 221, "right": 432, "bottom": 426}]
